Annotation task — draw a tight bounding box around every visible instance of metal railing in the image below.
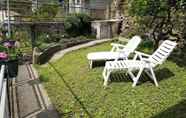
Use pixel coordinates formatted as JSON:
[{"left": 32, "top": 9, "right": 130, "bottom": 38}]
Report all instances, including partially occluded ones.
[{"left": 0, "top": 65, "right": 9, "bottom": 118}]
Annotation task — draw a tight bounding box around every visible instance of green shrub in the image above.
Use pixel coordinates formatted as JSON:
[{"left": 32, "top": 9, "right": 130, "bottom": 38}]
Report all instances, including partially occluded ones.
[
  {"left": 32, "top": 3, "right": 59, "bottom": 21},
  {"left": 64, "top": 13, "right": 92, "bottom": 37},
  {"left": 141, "top": 39, "right": 153, "bottom": 48},
  {"left": 0, "top": 45, "right": 7, "bottom": 52},
  {"left": 138, "top": 39, "right": 154, "bottom": 53}
]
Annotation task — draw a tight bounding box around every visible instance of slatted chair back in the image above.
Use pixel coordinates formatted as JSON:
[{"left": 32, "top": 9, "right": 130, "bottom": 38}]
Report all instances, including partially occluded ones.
[
  {"left": 149, "top": 40, "right": 177, "bottom": 67},
  {"left": 123, "top": 35, "right": 142, "bottom": 55},
  {"left": 125, "top": 35, "right": 142, "bottom": 51}
]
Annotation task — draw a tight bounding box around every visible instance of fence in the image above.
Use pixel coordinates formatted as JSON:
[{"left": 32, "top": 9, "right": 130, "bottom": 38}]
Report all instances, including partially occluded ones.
[{"left": 0, "top": 65, "right": 9, "bottom": 118}]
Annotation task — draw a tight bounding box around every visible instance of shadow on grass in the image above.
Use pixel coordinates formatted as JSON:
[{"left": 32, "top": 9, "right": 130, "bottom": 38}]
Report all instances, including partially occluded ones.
[
  {"left": 151, "top": 99, "right": 186, "bottom": 118},
  {"left": 48, "top": 63, "right": 93, "bottom": 118},
  {"left": 108, "top": 68, "right": 174, "bottom": 85},
  {"left": 92, "top": 61, "right": 106, "bottom": 68},
  {"left": 155, "top": 68, "right": 175, "bottom": 81},
  {"left": 169, "top": 47, "right": 186, "bottom": 68},
  {"left": 110, "top": 72, "right": 131, "bottom": 83}
]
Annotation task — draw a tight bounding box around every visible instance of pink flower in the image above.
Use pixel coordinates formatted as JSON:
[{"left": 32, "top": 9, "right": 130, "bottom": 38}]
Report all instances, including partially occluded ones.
[
  {"left": 3, "top": 42, "right": 12, "bottom": 48},
  {"left": 3, "top": 41, "right": 15, "bottom": 48},
  {"left": 0, "top": 52, "right": 8, "bottom": 60}
]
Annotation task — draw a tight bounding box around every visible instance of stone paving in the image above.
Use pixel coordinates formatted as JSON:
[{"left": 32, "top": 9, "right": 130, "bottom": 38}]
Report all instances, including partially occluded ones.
[{"left": 11, "top": 64, "right": 59, "bottom": 118}]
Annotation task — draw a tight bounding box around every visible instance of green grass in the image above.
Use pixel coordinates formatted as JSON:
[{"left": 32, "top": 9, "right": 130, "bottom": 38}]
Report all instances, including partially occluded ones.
[{"left": 36, "top": 42, "right": 186, "bottom": 118}]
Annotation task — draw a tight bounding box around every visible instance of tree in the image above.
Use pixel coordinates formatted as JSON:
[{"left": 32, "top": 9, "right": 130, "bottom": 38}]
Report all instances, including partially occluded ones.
[
  {"left": 110, "top": 0, "right": 125, "bottom": 18},
  {"left": 128, "top": 0, "right": 186, "bottom": 49},
  {"left": 32, "top": 3, "right": 59, "bottom": 21},
  {"left": 64, "top": 13, "right": 92, "bottom": 37}
]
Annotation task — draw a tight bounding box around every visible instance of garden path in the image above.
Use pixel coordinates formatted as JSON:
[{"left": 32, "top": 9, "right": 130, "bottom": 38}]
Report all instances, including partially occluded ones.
[
  {"left": 11, "top": 63, "right": 59, "bottom": 118},
  {"left": 49, "top": 38, "right": 113, "bottom": 62}
]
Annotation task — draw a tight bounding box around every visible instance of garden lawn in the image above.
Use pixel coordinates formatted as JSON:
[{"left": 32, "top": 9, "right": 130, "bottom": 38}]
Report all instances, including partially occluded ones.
[{"left": 36, "top": 42, "right": 186, "bottom": 118}]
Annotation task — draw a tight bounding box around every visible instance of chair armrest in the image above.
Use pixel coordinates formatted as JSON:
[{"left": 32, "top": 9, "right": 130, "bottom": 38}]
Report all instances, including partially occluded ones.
[
  {"left": 111, "top": 43, "right": 127, "bottom": 52},
  {"left": 111, "top": 43, "right": 126, "bottom": 48},
  {"left": 134, "top": 51, "right": 151, "bottom": 57},
  {"left": 133, "top": 51, "right": 150, "bottom": 61},
  {"left": 141, "top": 58, "right": 151, "bottom": 63}
]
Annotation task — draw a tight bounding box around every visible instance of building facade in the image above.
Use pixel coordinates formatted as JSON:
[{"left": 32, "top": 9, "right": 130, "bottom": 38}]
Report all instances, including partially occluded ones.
[{"left": 68, "top": 0, "right": 112, "bottom": 19}]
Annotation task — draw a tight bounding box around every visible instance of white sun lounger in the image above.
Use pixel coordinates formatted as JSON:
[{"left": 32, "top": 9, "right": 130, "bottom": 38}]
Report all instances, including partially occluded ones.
[
  {"left": 102, "top": 40, "right": 177, "bottom": 87},
  {"left": 87, "top": 36, "right": 142, "bottom": 68}
]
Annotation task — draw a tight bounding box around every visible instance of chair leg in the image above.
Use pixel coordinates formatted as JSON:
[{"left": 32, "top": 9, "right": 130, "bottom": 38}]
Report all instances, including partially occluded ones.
[
  {"left": 103, "top": 67, "right": 111, "bottom": 86},
  {"left": 102, "top": 66, "right": 107, "bottom": 78},
  {"left": 132, "top": 68, "right": 144, "bottom": 87},
  {"left": 111, "top": 46, "right": 116, "bottom": 52},
  {"left": 133, "top": 54, "right": 138, "bottom": 60},
  {"left": 128, "top": 69, "right": 135, "bottom": 81},
  {"left": 89, "top": 60, "right": 93, "bottom": 69},
  {"left": 149, "top": 68, "right": 159, "bottom": 87}
]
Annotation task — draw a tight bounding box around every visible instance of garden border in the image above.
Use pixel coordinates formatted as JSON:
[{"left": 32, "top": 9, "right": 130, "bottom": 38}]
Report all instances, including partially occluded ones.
[{"left": 49, "top": 38, "right": 114, "bottom": 62}]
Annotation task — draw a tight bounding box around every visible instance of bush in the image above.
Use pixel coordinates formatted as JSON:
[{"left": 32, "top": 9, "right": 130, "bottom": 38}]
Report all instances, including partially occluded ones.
[
  {"left": 32, "top": 3, "right": 59, "bottom": 21},
  {"left": 0, "top": 45, "right": 7, "bottom": 52},
  {"left": 141, "top": 39, "right": 153, "bottom": 48},
  {"left": 138, "top": 39, "right": 154, "bottom": 53},
  {"left": 64, "top": 13, "right": 92, "bottom": 37}
]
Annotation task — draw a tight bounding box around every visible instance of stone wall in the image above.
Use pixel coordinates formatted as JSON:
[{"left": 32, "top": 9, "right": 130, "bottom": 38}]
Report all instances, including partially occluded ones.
[
  {"left": 33, "top": 39, "right": 92, "bottom": 64},
  {"left": 37, "top": 44, "right": 61, "bottom": 64}
]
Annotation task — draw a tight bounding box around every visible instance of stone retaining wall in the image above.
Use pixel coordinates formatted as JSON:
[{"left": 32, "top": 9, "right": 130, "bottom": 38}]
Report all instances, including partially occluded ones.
[{"left": 33, "top": 40, "right": 93, "bottom": 64}]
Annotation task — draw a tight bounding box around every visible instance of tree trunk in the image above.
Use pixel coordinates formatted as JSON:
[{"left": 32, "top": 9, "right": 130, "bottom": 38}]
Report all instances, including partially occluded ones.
[{"left": 111, "top": 0, "right": 123, "bottom": 18}]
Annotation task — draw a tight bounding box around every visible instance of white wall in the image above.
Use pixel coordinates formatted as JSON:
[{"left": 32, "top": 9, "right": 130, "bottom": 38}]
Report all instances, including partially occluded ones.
[
  {"left": 89, "top": 0, "right": 111, "bottom": 9},
  {"left": 69, "top": 0, "right": 85, "bottom": 13},
  {"left": 0, "top": 11, "right": 6, "bottom": 22},
  {"left": 0, "top": 11, "right": 15, "bottom": 22}
]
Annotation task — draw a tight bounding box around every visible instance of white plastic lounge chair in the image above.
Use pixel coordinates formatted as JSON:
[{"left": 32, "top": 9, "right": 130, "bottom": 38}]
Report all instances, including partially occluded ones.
[
  {"left": 102, "top": 40, "right": 177, "bottom": 87},
  {"left": 87, "top": 36, "right": 142, "bottom": 68}
]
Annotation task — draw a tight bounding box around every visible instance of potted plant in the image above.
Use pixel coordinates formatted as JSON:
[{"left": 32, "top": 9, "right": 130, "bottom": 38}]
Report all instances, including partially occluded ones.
[{"left": 1, "top": 40, "right": 21, "bottom": 78}]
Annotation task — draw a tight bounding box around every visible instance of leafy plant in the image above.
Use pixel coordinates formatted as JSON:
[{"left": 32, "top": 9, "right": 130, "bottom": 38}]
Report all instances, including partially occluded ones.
[
  {"left": 64, "top": 13, "right": 92, "bottom": 37},
  {"left": 32, "top": 3, "right": 59, "bottom": 21},
  {"left": 128, "top": 0, "right": 186, "bottom": 49},
  {"left": 1, "top": 40, "right": 22, "bottom": 60},
  {"left": 0, "top": 45, "right": 7, "bottom": 53}
]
